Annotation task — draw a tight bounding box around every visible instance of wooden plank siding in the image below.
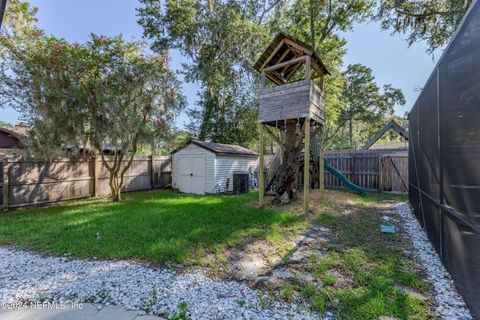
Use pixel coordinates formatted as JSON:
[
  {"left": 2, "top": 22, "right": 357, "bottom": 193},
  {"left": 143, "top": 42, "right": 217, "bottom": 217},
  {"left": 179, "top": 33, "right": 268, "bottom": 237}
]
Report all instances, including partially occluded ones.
[
  {"left": 0, "top": 156, "right": 172, "bottom": 210},
  {"left": 259, "top": 80, "right": 324, "bottom": 125},
  {"left": 324, "top": 149, "right": 408, "bottom": 194}
]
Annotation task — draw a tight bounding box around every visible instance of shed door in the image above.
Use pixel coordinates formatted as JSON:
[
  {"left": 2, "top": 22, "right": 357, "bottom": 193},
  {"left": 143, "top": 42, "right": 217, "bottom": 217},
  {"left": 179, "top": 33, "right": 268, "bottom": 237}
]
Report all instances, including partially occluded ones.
[{"left": 179, "top": 156, "right": 206, "bottom": 194}]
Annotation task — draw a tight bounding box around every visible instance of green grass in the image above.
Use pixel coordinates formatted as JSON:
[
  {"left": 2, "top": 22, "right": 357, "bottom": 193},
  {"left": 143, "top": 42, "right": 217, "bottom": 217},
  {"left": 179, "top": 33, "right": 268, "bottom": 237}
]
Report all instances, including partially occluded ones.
[
  {"left": 305, "top": 192, "right": 430, "bottom": 319},
  {"left": 0, "top": 190, "right": 306, "bottom": 264}
]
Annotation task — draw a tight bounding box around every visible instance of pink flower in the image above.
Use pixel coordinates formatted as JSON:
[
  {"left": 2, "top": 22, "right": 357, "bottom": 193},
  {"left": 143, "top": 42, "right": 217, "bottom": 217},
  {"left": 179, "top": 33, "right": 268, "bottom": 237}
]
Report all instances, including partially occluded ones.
[{"left": 53, "top": 44, "right": 62, "bottom": 52}]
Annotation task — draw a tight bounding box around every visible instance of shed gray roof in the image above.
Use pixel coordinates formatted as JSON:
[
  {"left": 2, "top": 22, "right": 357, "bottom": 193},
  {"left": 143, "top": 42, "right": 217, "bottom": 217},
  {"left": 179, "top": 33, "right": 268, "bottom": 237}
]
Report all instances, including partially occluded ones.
[{"left": 179, "top": 140, "right": 258, "bottom": 157}]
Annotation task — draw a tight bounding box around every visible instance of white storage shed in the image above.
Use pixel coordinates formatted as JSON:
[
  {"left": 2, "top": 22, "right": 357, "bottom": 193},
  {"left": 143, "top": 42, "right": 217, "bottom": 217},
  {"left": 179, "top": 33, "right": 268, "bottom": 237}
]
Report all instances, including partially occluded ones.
[{"left": 172, "top": 140, "right": 258, "bottom": 194}]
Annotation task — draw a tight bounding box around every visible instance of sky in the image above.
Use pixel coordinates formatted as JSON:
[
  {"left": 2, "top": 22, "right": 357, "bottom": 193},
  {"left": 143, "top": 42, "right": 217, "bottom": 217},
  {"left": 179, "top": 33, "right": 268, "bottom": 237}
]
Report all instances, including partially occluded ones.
[{"left": 0, "top": 0, "right": 439, "bottom": 127}]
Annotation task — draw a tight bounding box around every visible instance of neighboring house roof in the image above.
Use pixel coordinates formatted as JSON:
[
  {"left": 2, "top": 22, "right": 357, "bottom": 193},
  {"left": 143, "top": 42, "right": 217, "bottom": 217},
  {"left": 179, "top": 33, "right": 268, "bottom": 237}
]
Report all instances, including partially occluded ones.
[
  {"left": 0, "top": 126, "right": 19, "bottom": 137},
  {"left": 176, "top": 140, "right": 258, "bottom": 157},
  {"left": 361, "top": 120, "right": 409, "bottom": 150},
  {"left": 0, "top": 127, "right": 21, "bottom": 149}
]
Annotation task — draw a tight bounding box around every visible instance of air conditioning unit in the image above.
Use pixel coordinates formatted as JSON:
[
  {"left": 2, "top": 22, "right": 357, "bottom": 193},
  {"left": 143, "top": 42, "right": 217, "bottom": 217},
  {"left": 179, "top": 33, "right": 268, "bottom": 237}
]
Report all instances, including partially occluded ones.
[{"left": 233, "top": 171, "right": 249, "bottom": 194}]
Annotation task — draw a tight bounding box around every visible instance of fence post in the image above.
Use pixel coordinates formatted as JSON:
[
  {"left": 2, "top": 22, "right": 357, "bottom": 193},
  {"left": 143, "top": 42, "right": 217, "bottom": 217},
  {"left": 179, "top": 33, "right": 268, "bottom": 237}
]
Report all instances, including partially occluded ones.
[
  {"left": 350, "top": 153, "right": 355, "bottom": 185},
  {"left": 94, "top": 155, "right": 100, "bottom": 197},
  {"left": 319, "top": 146, "right": 324, "bottom": 199},
  {"left": 149, "top": 155, "right": 154, "bottom": 189},
  {"left": 378, "top": 154, "right": 383, "bottom": 192},
  {"left": 3, "top": 158, "right": 8, "bottom": 211}
]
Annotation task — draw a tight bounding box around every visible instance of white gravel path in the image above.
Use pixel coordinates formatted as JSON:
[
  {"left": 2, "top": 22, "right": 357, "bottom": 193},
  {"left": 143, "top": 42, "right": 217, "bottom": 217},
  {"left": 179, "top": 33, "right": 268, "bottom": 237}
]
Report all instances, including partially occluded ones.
[
  {"left": 395, "top": 203, "right": 472, "bottom": 320},
  {"left": 0, "top": 247, "right": 319, "bottom": 320}
]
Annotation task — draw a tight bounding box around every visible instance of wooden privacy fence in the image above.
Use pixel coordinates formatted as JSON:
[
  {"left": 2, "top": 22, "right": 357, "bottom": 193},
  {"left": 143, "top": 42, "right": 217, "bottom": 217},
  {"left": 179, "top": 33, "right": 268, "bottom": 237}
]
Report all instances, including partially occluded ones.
[
  {"left": 0, "top": 156, "right": 172, "bottom": 210},
  {"left": 324, "top": 149, "right": 408, "bottom": 194}
]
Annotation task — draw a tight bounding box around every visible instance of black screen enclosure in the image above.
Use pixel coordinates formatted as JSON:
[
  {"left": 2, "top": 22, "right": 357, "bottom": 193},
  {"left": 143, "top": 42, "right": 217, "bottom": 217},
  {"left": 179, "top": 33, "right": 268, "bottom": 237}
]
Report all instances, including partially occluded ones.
[{"left": 408, "top": 0, "right": 480, "bottom": 316}]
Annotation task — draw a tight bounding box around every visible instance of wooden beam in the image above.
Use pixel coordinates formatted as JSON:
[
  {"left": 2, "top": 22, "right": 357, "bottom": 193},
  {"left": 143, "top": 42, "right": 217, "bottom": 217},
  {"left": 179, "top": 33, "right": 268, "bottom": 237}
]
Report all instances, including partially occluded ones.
[
  {"left": 263, "top": 56, "right": 306, "bottom": 73},
  {"left": 303, "top": 119, "right": 311, "bottom": 215},
  {"left": 305, "top": 55, "right": 311, "bottom": 80},
  {"left": 260, "top": 39, "right": 285, "bottom": 71},
  {"left": 310, "top": 60, "right": 324, "bottom": 79},
  {"left": 319, "top": 137, "right": 325, "bottom": 199},
  {"left": 265, "top": 73, "right": 284, "bottom": 86},
  {"left": 284, "top": 38, "right": 313, "bottom": 55},
  {"left": 284, "top": 61, "right": 303, "bottom": 80},
  {"left": 264, "top": 125, "right": 286, "bottom": 152},
  {"left": 276, "top": 47, "right": 292, "bottom": 65},
  {"left": 259, "top": 123, "right": 265, "bottom": 207}
]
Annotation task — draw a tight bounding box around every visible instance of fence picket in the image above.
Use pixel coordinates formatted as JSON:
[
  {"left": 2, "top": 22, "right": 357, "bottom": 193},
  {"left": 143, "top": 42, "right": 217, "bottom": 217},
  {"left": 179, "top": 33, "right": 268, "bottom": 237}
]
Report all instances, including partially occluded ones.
[
  {"left": 0, "top": 156, "right": 172, "bottom": 210},
  {"left": 324, "top": 149, "right": 408, "bottom": 194}
]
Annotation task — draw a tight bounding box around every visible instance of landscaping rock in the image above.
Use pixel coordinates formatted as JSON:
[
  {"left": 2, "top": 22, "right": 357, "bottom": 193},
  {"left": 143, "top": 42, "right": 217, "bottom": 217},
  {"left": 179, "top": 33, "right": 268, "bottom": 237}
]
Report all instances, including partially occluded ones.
[
  {"left": 235, "top": 255, "right": 266, "bottom": 281},
  {"left": 288, "top": 250, "right": 310, "bottom": 264},
  {"left": 0, "top": 247, "right": 319, "bottom": 320},
  {"left": 395, "top": 285, "right": 429, "bottom": 301},
  {"left": 271, "top": 268, "right": 294, "bottom": 280},
  {"left": 395, "top": 203, "right": 472, "bottom": 320}
]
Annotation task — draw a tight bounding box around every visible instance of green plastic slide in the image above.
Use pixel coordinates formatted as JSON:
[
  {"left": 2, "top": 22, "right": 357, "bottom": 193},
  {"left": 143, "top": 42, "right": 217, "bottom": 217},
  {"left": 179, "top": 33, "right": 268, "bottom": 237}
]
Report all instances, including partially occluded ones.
[{"left": 323, "top": 159, "right": 367, "bottom": 196}]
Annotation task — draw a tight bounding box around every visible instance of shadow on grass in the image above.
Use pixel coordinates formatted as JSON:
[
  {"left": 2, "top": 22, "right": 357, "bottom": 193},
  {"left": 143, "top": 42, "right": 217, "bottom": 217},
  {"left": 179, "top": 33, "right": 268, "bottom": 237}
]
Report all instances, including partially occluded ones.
[
  {"left": 308, "top": 193, "right": 430, "bottom": 319},
  {"left": 0, "top": 190, "right": 305, "bottom": 264}
]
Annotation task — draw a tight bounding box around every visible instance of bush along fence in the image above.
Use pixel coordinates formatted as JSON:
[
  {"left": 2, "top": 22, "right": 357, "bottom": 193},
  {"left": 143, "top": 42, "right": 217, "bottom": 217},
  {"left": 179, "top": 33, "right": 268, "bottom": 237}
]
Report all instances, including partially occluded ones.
[
  {"left": 324, "top": 149, "right": 408, "bottom": 194},
  {"left": 0, "top": 155, "right": 172, "bottom": 210}
]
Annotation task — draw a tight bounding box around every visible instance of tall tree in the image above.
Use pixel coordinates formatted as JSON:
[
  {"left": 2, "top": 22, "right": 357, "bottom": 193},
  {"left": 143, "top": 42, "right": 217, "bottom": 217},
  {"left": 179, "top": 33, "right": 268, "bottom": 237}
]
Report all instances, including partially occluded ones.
[
  {"left": 327, "top": 64, "right": 405, "bottom": 148},
  {"left": 375, "top": 0, "right": 472, "bottom": 53},
  {"left": 0, "top": 32, "right": 185, "bottom": 201},
  {"left": 271, "top": 0, "right": 377, "bottom": 144},
  {"left": 262, "top": 0, "right": 379, "bottom": 201},
  {"left": 138, "top": 0, "right": 268, "bottom": 147}
]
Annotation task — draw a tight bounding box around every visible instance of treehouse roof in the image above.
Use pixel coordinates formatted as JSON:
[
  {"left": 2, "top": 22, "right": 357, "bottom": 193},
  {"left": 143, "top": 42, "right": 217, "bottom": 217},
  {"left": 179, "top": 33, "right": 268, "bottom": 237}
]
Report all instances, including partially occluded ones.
[{"left": 253, "top": 32, "right": 330, "bottom": 84}]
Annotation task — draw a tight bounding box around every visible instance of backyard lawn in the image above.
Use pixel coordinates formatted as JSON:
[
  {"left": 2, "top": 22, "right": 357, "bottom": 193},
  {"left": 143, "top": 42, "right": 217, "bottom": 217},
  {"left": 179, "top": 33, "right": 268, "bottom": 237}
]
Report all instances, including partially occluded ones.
[
  {"left": 0, "top": 190, "right": 306, "bottom": 265},
  {"left": 0, "top": 189, "right": 434, "bottom": 319}
]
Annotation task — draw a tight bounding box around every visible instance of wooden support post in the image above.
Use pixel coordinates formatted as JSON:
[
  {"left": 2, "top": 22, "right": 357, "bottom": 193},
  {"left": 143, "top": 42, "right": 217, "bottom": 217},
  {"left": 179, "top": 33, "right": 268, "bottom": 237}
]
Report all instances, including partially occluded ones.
[
  {"left": 305, "top": 55, "right": 311, "bottom": 80},
  {"left": 149, "top": 155, "right": 154, "bottom": 189},
  {"left": 303, "top": 119, "right": 311, "bottom": 214},
  {"left": 319, "top": 143, "right": 325, "bottom": 199},
  {"left": 259, "top": 123, "right": 265, "bottom": 207},
  {"left": 2, "top": 158, "right": 8, "bottom": 211},
  {"left": 93, "top": 155, "right": 100, "bottom": 197}
]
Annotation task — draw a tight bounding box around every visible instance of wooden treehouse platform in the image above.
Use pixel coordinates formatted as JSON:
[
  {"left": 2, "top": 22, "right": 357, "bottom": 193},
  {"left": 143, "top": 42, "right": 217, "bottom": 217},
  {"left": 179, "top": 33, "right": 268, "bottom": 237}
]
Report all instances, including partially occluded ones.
[
  {"left": 255, "top": 32, "right": 330, "bottom": 214},
  {"left": 259, "top": 79, "right": 325, "bottom": 126}
]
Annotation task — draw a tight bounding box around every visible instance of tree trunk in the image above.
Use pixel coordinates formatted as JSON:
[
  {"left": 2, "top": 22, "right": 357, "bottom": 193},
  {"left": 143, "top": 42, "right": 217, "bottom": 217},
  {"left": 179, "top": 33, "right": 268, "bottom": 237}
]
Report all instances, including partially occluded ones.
[
  {"left": 273, "top": 123, "right": 304, "bottom": 204},
  {"left": 108, "top": 171, "right": 122, "bottom": 202},
  {"left": 111, "top": 186, "right": 121, "bottom": 202}
]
